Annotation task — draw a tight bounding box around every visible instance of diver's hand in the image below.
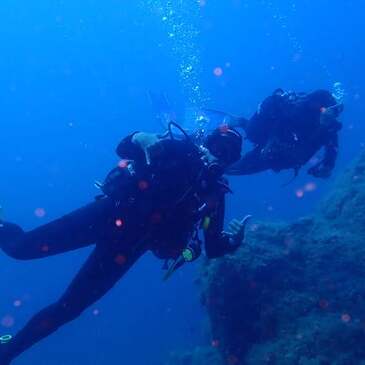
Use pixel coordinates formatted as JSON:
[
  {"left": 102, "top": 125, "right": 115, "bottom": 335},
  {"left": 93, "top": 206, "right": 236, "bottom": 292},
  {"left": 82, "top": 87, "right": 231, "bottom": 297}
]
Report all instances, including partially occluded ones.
[
  {"left": 224, "top": 215, "right": 252, "bottom": 249},
  {"left": 132, "top": 132, "right": 160, "bottom": 165},
  {"left": 308, "top": 164, "right": 332, "bottom": 179}
]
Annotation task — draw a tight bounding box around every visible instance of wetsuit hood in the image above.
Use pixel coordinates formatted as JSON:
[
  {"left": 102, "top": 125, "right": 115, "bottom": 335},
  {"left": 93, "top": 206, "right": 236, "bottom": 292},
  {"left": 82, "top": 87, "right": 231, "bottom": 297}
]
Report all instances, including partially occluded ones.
[{"left": 204, "top": 126, "right": 243, "bottom": 166}]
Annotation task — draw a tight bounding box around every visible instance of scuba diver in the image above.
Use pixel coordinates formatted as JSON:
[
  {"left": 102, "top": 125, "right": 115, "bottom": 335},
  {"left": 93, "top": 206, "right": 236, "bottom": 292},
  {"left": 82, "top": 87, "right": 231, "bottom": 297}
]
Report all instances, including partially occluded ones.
[
  {"left": 212, "top": 89, "right": 344, "bottom": 178},
  {"left": 0, "top": 122, "right": 251, "bottom": 364}
]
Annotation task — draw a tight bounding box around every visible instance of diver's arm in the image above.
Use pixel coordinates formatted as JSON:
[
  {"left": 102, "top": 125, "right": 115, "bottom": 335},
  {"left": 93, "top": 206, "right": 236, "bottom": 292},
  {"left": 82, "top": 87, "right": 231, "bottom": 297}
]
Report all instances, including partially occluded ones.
[
  {"left": 116, "top": 132, "right": 161, "bottom": 165},
  {"left": 203, "top": 194, "right": 232, "bottom": 259},
  {"left": 204, "top": 195, "right": 251, "bottom": 258}
]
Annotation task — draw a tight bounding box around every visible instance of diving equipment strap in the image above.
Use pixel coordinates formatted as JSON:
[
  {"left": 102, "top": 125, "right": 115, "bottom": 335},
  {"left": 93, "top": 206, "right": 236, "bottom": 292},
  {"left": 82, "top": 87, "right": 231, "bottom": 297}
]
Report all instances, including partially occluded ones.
[{"left": 163, "top": 209, "right": 206, "bottom": 282}]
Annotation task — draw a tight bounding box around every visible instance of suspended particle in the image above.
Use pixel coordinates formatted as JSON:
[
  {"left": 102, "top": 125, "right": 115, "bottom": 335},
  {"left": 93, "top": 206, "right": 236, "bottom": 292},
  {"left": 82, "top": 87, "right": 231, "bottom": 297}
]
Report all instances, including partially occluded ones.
[
  {"left": 114, "top": 255, "right": 127, "bottom": 266},
  {"left": 34, "top": 208, "right": 46, "bottom": 218},
  {"left": 319, "top": 299, "right": 329, "bottom": 309},
  {"left": 211, "top": 339, "right": 220, "bottom": 348},
  {"left": 213, "top": 67, "right": 223, "bottom": 77},
  {"left": 138, "top": 180, "right": 149, "bottom": 191},
  {"left": 219, "top": 124, "right": 229, "bottom": 133},
  {"left": 304, "top": 182, "right": 317, "bottom": 192},
  {"left": 341, "top": 313, "right": 351, "bottom": 323},
  {"left": 13, "top": 300, "right": 22, "bottom": 308},
  {"left": 1, "top": 315, "right": 15, "bottom": 328},
  {"left": 296, "top": 190, "right": 304, "bottom": 199},
  {"left": 115, "top": 219, "right": 124, "bottom": 228},
  {"left": 41, "top": 244, "right": 50, "bottom": 253},
  {"left": 118, "top": 160, "right": 128, "bottom": 169}
]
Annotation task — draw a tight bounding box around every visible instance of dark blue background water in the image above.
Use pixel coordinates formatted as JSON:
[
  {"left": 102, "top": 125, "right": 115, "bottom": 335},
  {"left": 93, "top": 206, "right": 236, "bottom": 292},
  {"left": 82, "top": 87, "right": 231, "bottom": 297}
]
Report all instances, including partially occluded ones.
[{"left": 0, "top": 1, "right": 363, "bottom": 364}]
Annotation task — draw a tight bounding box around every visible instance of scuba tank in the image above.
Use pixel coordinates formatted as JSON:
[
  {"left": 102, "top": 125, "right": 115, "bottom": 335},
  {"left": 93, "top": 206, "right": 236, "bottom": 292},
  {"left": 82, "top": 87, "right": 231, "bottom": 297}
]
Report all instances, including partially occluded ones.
[{"left": 100, "top": 122, "right": 229, "bottom": 281}]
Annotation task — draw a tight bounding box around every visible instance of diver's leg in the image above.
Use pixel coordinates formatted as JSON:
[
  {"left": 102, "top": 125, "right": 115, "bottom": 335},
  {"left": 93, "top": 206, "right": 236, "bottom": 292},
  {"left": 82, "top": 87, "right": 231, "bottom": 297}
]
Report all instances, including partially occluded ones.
[
  {"left": 0, "top": 242, "right": 145, "bottom": 364},
  {"left": 227, "top": 147, "right": 271, "bottom": 175},
  {"left": 0, "top": 197, "right": 116, "bottom": 260}
]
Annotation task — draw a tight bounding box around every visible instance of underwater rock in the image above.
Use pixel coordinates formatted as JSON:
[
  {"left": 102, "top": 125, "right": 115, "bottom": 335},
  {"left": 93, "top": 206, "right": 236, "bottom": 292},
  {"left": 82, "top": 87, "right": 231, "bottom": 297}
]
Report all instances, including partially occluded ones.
[
  {"left": 200, "top": 152, "right": 365, "bottom": 364},
  {"left": 196, "top": 152, "right": 365, "bottom": 365}
]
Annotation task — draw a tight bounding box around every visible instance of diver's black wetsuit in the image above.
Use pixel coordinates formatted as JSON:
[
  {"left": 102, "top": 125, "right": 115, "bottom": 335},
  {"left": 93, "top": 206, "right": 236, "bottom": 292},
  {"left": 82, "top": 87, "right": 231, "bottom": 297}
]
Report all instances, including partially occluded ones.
[
  {"left": 0, "top": 133, "right": 234, "bottom": 364},
  {"left": 229, "top": 89, "right": 343, "bottom": 177}
]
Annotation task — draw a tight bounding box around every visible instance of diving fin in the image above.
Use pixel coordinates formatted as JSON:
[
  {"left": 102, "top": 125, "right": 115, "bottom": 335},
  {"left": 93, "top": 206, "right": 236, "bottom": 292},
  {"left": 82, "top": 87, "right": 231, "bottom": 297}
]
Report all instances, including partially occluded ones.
[{"left": 202, "top": 108, "right": 249, "bottom": 129}]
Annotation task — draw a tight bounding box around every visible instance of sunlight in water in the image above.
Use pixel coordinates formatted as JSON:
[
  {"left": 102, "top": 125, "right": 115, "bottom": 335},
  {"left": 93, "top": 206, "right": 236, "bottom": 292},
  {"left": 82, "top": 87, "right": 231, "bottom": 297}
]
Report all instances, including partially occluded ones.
[{"left": 146, "top": 0, "right": 210, "bottom": 136}]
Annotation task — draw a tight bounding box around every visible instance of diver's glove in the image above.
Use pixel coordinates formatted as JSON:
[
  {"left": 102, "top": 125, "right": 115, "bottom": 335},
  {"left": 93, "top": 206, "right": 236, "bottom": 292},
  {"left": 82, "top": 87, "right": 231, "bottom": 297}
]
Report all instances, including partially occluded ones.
[
  {"left": 308, "top": 163, "right": 332, "bottom": 179},
  {"left": 223, "top": 215, "right": 252, "bottom": 252}
]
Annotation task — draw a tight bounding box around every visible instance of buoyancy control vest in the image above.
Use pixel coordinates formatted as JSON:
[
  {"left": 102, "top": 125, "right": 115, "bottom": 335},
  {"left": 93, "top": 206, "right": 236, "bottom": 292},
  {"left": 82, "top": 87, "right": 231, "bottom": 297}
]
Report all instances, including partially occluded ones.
[
  {"left": 99, "top": 126, "right": 231, "bottom": 279},
  {"left": 101, "top": 127, "right": 226, "bottom": 231}
]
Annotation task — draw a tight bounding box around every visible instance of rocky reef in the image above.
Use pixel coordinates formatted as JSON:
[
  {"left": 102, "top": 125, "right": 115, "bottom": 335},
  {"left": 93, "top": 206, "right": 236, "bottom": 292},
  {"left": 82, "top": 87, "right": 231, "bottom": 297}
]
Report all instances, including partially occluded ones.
[{"left": 168, "top": 152, "right": 365, "bottom": 365}]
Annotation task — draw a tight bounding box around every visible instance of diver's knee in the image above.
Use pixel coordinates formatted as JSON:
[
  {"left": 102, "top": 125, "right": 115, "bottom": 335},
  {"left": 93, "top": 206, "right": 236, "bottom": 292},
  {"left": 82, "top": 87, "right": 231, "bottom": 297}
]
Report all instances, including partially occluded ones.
[
  {"left": 1, "top": 247, "right": 34, "bottom": 260},
  {"left": 0, "top": 223, "right": 25, "bottom": 257},
  {"left": 0, "top": 223, "right": 37, "bottom": 260},
  {"left": 0, "top": 241, "right": 33, "bottom": 261},
  {"left": 0, "top": 241, "right": 27, "bottom": 260}
]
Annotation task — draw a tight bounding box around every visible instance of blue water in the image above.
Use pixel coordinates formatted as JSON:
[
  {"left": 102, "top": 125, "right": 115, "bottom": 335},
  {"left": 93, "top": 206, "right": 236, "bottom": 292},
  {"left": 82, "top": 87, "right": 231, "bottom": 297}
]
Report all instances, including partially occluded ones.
[{"left": 0, "top": 1, "right": 364, "bottom": 364}]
